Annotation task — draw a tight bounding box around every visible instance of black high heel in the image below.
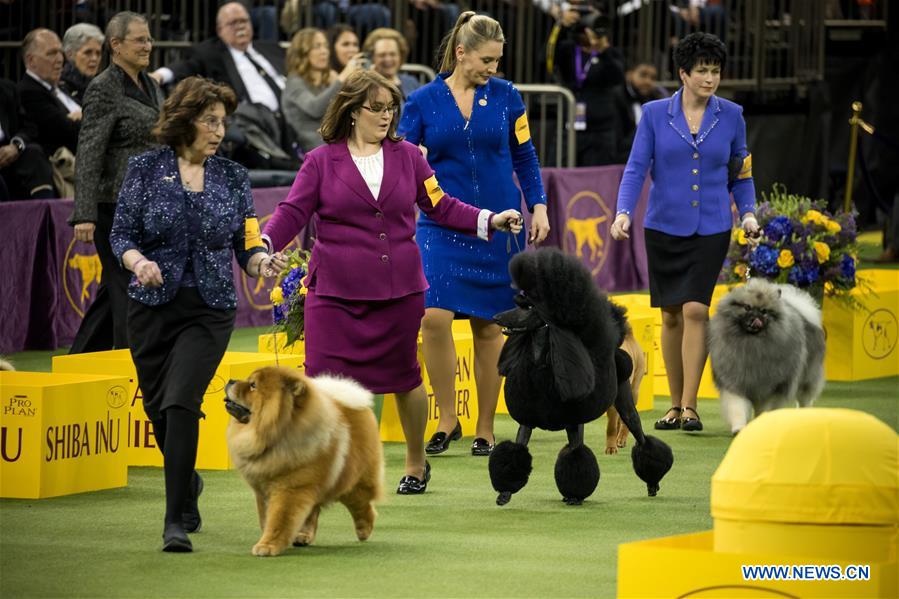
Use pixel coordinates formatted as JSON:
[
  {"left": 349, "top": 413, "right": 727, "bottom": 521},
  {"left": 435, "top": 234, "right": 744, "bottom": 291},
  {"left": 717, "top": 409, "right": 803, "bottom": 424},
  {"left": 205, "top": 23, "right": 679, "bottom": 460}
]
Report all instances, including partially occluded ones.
[{"left": 425, "top": 421, "right": 462, "bottom": 455}]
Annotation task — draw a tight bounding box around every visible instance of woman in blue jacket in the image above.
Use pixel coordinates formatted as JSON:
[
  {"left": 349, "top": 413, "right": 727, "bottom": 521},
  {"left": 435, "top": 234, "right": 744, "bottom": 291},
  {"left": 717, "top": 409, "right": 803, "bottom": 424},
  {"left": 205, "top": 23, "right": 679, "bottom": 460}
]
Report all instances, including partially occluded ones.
[
  {"left": 111, "top": 77, "right": 278, "bottom": 552},
  {"left": 399, "top": 12, "right": 551, "bottom": 457},
  {"left": 611, "top": 33, "right": 759, "bottom": 433}
]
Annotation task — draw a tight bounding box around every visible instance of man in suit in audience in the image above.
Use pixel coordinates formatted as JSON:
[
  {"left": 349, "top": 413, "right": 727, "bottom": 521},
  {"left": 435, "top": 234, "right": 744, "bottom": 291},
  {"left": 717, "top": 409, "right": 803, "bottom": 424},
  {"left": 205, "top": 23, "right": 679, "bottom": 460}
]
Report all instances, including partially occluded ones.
[
  {"left": 0, "top": 78, "right": 55, "bottom": 201},
  {"left": 151, "top": 2, "right": 294, "bottom": 168},
  {"left": 613, "top": 59, "right": 667, "bottom": 163},
  {"left": 18, "top": 28, "right": 82, "bottom": 155}
]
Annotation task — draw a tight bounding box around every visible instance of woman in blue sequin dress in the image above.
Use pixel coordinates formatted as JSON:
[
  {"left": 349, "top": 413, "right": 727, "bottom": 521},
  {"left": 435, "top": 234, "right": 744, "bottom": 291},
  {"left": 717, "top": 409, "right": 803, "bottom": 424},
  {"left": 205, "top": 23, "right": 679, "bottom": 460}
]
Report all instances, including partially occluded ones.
[{"left": 399, "top": 11, "right": 550, "bottom": 456}]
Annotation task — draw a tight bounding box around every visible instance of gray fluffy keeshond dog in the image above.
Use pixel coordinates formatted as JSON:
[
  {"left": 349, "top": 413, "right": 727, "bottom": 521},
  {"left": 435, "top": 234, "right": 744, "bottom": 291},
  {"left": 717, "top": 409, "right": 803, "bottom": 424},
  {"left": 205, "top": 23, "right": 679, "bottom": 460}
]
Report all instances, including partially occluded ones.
[{"left": 708, "top": 278, "right": 825, "bottom": 433}]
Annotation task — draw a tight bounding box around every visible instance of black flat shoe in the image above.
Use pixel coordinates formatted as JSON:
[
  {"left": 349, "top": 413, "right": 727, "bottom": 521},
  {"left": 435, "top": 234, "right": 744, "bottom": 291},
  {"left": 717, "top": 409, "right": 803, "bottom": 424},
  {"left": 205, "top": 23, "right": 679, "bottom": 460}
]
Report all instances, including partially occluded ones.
[
  {"left": 162, "top": 523, "right": 193, "bottom": 553},
  {"left": 425, "top": 421, "right": 462, "bottom": 455},
  {"left": 182, "top": 472, "right": 203, "bottom": 533},
  {"left": 681, "top": 406, "right": 703, "bottom": 432},
  {"left": 654, "top": 407, "right": 682, "bottom": 430},
  {"left": 396, "top": 461, "right": 431, "bottom": 495},
  {"left": 471, "top": 437, "right": 494, "bottom": 456}
]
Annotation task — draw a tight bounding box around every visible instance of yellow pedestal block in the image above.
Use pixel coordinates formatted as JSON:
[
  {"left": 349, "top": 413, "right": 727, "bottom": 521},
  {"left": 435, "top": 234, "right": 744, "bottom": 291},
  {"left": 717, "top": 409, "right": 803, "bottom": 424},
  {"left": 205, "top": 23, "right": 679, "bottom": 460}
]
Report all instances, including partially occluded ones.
[
  {"left": 618, "top": 530, "right": 897, "bottom": 598},
  {"left": 824, "top": 269, "right": 899, "bottom": 380},
  {"left": 51, "top": 351, "right": 303, "bottom": 469},
  {"left": 0, "top": 371, "right": 130, "bottom": 498},
  {"left": 620, "top": 408, "right": 899, "bottom": 598}
]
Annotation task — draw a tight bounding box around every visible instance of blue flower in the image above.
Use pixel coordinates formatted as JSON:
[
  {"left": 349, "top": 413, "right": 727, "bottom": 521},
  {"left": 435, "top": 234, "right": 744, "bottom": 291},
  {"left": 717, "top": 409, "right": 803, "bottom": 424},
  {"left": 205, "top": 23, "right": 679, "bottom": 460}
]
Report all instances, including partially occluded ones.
[
  {"left": 788, "top": 259, "right": 820, "bottom": 287},
  {"left": 280, "top": 266, "right": 306, "bottom": 299},
  {"left": 764, "top": 216, "right": 793, "bottom": 243},
  {"left": 749, "top": 244, "right": 781, "bottom": 277},
  {"left": 840, "top": 254, "right": 856, "bottom": 283},
  {"left": 272, "top": 303, "right": 287, "bottom": 324}
]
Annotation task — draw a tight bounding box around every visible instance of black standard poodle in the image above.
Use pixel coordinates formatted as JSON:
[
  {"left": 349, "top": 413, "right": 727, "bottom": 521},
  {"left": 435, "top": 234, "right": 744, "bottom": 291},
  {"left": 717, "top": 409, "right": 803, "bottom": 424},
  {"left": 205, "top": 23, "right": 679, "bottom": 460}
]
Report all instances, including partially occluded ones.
[{"left": 490, "top": 248, "right": 674, "bottom": 505}]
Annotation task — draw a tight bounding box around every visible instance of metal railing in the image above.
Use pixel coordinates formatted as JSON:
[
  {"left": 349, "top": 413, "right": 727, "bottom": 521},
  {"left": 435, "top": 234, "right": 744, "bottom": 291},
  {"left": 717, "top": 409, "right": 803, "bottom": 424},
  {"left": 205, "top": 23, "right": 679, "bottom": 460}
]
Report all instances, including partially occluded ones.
[
  {"left": 4, "top": 1, "right": 887, "bottom": 91},
  {"left": 518, "top": 83, "right": 577, "bottom": 168}
]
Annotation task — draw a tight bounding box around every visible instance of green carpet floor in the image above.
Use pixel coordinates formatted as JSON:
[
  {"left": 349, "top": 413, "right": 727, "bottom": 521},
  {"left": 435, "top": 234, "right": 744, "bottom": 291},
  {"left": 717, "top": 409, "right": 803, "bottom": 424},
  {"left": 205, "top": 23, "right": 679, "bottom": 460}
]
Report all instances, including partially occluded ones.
[
  {"left": 2, "top": 347, "right": 896, "bottom": 597},
  {"left": 3, "top": 240, "right": 897, "bottom": 597}
]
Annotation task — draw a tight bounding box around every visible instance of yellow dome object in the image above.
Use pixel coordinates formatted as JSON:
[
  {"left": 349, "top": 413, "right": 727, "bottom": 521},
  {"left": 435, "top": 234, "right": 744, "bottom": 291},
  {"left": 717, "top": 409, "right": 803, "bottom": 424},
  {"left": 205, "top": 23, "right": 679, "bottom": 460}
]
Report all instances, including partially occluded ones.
[
  {"left": 711, "top": 408, "right": 898, "bottom": 560},
  {"left": 712, "top": 408, "right": 898, "bottom": 525}
]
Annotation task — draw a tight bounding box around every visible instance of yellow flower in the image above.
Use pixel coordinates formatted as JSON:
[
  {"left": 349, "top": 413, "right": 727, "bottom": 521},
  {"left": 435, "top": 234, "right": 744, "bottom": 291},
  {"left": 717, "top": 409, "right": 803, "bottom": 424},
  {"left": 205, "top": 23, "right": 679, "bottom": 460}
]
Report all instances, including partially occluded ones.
[
  {"left": 825, "top": 219, "right": 841, "bottom": 234},
  {"left": 299, "top": 285, "right": 308, "bottom": 296},
  {"left": 736, "top": 229, "right": 747, "bottom": 246},
  {"left": 270, "top": 286, "right": 284, "bottom": 305},
  {"left": 813, "top": 241, "right": 831, "bottom": 263},
  {"left": 734, "top": 263, "right": 747, "bottom": 278},
  {"left": 802, "top": 209, "right": 824, "bottom": 225},
  {"left": 824, "top": 281, "right": 834, "bottom": 295},
  {"left": 777, "top": 250, "right": 795, "bottom": 268}
]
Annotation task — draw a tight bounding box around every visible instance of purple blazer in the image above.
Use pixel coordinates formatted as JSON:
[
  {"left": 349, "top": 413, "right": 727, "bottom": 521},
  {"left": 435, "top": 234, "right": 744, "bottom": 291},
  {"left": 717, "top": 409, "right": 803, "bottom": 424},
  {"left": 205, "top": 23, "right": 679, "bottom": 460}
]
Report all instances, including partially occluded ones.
[{"left": 264, "top": 138, "right": 489, "bottom": 301}]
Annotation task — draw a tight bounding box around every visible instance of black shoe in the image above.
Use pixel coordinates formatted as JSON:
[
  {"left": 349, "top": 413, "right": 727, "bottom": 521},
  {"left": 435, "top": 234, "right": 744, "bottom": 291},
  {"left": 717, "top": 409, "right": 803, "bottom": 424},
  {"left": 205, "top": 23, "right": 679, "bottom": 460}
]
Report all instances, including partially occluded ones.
[
  {"left": 654, "top": 407, "right": 682, "bottom": 430},
  {"left": 425, "top": 421, "right": 462, "bottom": 455},
  {"left": 681, "top": 407, "right": 703, "bottom": 432},
  {"left": 182, "top": 472, "right": 203, "bottom": 533},
  {"left": 162, "top": 523, "right": 193, "bottom": 553},
  {"left": 396, "top": 461, "right": 431, "bottom": 495},
  {"left": 471, "top": 437, "right": 494, "bottom": 456}
]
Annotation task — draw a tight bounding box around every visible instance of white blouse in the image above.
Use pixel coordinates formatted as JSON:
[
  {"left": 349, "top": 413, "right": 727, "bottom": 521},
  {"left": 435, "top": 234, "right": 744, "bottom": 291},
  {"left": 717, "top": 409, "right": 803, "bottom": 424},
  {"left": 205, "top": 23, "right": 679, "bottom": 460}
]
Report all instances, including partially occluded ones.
[{"left": 351, "top": 147, "right": 384, "bottom": 200}]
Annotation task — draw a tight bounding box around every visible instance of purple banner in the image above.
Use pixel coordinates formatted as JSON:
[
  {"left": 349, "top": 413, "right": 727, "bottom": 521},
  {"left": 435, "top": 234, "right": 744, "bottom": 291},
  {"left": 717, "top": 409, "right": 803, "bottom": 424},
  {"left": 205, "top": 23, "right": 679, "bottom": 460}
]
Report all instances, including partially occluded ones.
[{"left": 0, "top": 169, "right": 648, "bottom": 353}]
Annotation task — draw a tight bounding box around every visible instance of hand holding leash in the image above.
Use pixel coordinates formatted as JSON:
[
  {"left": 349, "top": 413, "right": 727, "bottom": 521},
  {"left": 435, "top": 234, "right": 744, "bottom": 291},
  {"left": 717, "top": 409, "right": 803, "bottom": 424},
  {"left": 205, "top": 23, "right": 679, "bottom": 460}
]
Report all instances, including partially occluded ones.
[
  {"left": 133, "top": 258, "right": 163, "bottom": 287},
  {"left": 742, "top": 213, "right": 761, "bottom": 247},
  {"left": 492, "top": 209, "right": 524, "bottom": 234}
]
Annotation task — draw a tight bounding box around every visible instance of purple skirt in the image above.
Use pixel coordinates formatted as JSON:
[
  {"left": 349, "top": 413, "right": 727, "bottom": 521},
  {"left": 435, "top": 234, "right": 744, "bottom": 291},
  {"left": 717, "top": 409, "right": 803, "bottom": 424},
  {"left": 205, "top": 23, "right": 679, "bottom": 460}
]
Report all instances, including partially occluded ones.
[{"left": 304, "top": 290, "right": 425, "bottom": 394}]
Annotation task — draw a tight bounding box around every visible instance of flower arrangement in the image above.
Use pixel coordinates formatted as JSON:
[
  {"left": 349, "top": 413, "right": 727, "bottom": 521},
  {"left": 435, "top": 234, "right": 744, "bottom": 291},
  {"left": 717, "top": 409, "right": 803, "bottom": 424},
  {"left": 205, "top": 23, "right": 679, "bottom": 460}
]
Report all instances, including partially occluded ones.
[
  {"left": 270, "top": 248, "right": 311, "bottom": 346},
  {"left": 721, "top": 184, "right": 862, "bottom": 307}
]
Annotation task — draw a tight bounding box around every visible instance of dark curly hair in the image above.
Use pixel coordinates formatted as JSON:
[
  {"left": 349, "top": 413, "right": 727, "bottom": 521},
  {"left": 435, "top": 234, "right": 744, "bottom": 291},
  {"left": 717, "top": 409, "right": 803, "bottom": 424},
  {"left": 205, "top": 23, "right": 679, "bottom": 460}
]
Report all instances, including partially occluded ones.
[
  {"left": 674, "top": 32, "right": 726, "bottom": 74},
  {"left": 153, "top": 76, "right": 237, "bottom": 148}
]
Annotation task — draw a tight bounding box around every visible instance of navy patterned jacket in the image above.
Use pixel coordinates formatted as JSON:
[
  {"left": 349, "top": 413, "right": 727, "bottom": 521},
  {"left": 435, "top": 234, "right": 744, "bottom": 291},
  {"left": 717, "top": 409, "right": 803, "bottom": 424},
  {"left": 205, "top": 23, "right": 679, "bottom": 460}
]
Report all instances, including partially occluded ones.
[{"left": 110, "top": 147, "right": 266, "bottom": 309}]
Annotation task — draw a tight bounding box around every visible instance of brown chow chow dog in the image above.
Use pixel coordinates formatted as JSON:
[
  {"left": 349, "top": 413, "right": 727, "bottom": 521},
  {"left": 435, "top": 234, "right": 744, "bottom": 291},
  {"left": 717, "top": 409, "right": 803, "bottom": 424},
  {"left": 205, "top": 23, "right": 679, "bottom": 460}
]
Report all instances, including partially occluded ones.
[
  {"left": 604, "top": 325, "right": 645, "bottom": 454},
  {"left": 225, "top": 367, "right": 384, "bottom": 557}
]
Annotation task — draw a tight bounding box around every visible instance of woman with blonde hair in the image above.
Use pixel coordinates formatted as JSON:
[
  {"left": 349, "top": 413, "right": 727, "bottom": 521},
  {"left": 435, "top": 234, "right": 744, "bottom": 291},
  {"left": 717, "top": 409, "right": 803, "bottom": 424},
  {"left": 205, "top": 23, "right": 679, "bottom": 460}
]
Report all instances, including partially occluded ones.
[
  {"left": 362, "top": 27, "right": 420, "bottom": 100},
  {"left": 399, "top": 12, "right": 550, "bottom": 457},
  {"left": 283, "top": 27, "right": 363, "bottom": 153},
  {"left": 263, "top": 70, "right": 523, "bottom": 494}
]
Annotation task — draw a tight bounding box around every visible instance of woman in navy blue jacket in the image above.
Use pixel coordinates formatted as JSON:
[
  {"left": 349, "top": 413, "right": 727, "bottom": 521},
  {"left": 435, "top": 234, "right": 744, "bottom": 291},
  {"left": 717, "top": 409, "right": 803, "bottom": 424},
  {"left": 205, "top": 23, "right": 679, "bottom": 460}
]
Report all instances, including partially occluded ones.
[
  {"left": 110, "top": 77, "right": 278, "bottom": 552},
  {"left": 611, "top": 33, "right": 759, "bottom": 433}
]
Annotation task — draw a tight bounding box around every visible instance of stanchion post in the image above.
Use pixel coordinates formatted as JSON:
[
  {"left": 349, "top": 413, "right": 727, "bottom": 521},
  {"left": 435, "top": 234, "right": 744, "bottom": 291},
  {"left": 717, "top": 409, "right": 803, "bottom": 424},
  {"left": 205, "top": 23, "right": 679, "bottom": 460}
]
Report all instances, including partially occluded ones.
[{"left": 844, "top": 101, "right": 863, "bottom": 213}]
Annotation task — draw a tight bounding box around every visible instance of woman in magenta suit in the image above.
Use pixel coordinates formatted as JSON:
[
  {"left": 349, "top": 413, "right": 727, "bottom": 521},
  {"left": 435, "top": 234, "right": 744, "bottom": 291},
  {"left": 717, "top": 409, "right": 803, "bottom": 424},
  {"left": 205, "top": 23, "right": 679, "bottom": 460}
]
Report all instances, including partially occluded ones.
[{"left": 263, "top": 70, "right": 522, "bottom": 494}]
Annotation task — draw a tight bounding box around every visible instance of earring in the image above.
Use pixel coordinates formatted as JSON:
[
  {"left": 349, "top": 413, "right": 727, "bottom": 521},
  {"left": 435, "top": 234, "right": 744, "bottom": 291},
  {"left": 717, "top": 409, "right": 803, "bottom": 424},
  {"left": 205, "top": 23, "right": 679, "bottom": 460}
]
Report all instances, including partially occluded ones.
[{"left": 351, "top": 119, "right": 355, "bottom": 127}]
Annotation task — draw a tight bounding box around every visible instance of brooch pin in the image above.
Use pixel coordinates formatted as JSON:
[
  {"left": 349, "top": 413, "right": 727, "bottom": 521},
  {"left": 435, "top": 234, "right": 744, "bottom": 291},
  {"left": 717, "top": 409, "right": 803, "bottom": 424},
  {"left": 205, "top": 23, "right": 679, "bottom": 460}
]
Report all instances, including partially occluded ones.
[
  {"left": 162, "top": 175, "right": 176, "bottom": 183},
  {"left": 479, "top": 98, "right": 487, "bottom": 106}
]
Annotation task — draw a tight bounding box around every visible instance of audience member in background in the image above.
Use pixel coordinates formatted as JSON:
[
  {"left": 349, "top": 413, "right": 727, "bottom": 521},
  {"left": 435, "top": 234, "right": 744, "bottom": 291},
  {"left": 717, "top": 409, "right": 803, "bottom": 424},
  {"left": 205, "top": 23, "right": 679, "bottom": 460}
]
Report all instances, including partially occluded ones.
[
  {"left": 263, "top": 70, "right": 523, "bottom": 494},
  {"left": 0, "top": 78, "right": 55, "bottom": 201},
  {"left": 281, "top": 1, "right": 389, "bottom": 39},
  {"left": 283, "top": 27, "right": 362, "bottom": 154},
  {"left": 613, "top": 59, "right": 668, "bottom": 163},
  {"left": 554, "top": 10, "right": 624, "bottom": 166},
  {"left": 150, "top": 2, "right": 295, "bottom": 169},
  {"left": 363, "top": 27, "right": 421, "bottom": 100},
  {"left": 110, "top": 77, "right": 278, "bottom": 552},
  {"left": 69, "top": 11, "right": 164, "bottom": 351},
  {"left": 611, "top": 33, "right": 758, "bottom": 433},
  {"left": 60, "top": 23, "right": 104, "bottom": 103},
  {"left": 399, "top": 12, "right": 550, "bottom": 457},
  {"left": 328, "top": 24, "right": 361, "bottom": 72},
  {"left": 18, "top": 28, "right": 81, "bottom": 156}
]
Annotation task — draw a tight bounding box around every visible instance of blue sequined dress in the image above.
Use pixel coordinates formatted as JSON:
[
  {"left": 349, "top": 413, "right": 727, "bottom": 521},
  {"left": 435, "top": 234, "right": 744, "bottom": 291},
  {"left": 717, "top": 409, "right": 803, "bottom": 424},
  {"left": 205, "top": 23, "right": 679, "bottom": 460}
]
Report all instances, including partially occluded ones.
[{"left": 399, "top": 75, "right": 547, "bottom": 320}]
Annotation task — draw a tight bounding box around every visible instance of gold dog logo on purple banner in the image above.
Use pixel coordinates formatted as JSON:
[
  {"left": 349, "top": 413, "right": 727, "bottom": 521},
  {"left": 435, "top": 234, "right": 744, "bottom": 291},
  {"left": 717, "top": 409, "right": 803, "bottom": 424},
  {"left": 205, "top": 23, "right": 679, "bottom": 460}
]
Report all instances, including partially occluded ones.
[
  {"left": 63, "top": 239, "right": 102, "bottom": 318},
  {"left": 563, "top": 191, "right": 612, "bottom": 276}
]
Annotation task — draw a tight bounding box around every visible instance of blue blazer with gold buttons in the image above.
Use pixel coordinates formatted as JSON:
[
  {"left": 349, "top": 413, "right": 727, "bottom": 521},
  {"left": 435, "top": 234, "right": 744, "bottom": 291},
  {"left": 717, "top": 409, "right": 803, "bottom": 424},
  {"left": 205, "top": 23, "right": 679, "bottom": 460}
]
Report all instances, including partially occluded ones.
[
  {"left": 616, "top": 89, "right": 755, "bottom": 236},
  {"left": 110, "top": 147, "right": 266, "bottom": 309}
]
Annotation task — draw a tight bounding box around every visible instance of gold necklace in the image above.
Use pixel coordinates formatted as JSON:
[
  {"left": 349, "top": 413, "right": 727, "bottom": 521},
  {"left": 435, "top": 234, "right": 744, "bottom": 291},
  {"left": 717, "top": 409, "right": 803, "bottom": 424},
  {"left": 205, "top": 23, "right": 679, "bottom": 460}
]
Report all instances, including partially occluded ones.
[{"left": 178, "top": 157, "right": 204, "bottom": 191}]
